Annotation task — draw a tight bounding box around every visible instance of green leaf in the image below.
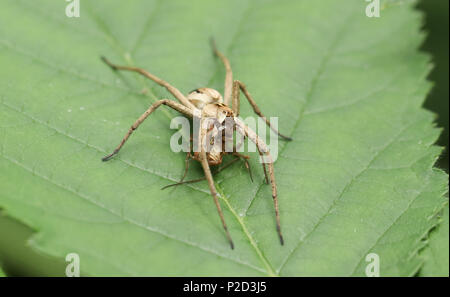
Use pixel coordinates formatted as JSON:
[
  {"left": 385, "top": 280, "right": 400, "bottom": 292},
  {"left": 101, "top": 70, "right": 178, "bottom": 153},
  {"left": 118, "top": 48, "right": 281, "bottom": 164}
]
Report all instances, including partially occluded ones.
[
  {"left": 0, "top": 266, "right": 5, "bottom": 277},
  {"left": 0, "top": 0, "right": 447, "bottom": 276},
  {"left": 420, "top": 205, "right": 449, "bottom": 276}
]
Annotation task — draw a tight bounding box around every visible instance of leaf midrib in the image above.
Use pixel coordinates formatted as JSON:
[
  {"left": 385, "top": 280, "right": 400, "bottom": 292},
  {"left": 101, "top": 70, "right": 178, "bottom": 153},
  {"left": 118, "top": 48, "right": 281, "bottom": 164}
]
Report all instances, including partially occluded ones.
[{"left": 83, "top": 0, "right": 280, "bottom": 276}]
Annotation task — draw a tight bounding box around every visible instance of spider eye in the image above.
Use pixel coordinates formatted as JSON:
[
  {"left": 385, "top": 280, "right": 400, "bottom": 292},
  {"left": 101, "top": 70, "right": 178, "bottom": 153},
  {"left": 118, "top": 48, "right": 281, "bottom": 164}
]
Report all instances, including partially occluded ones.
[{"left": 189, "top": 89, "right": 202, "bottom": 94}]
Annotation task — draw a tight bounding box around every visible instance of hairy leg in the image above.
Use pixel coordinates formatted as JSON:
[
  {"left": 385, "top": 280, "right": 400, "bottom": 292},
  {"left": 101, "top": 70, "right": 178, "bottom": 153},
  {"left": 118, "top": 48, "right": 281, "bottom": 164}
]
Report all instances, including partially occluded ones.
[
  {"left": 210, "top": 38, "right": 233, "bottom": 106},
  {"left": 160, "top": 156, "right": 242, "bottom": 190},
  {"left": 232, "top": 80, "right": 292, "bottom": 141},
  {"left": 102, "top": 99, "right": 192, "bottom": 161},
  {"left": 234, "top": 117, "right": 284, "bottom": 245},
  {"left": 231, "top": 151, "right": 253, "bottom": 183},
  {"left": 101, "top": 57, "right": 196, "bottom": 110},
  {"left": 200, "top": 116, "right": 234, "bottom": 249}
]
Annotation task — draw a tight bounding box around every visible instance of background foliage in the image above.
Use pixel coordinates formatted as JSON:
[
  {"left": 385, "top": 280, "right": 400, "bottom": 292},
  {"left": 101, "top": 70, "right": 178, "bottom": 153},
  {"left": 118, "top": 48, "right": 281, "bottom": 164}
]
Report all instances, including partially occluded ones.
[
  {"left": 418, "top": 0, "right": 449, "bottom": 171},
  {"left": 0, "top": 0, "right": 448, "bottom": 276}
]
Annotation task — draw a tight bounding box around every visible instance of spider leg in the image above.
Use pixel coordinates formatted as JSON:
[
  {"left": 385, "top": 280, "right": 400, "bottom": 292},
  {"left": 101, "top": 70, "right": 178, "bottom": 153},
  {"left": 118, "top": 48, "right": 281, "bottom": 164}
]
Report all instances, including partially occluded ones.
[
  {"left": 161, "top": 177, "right": 205, "bottom": 190},
  {"left": 210, "top": 38, "right": 233, "bottom": 106},
  {"left": 231, "top": 151, "right": 253, "bottom": 182},
  {"left": 231, "top": 79, "right": 240, "bottom": 115},
  {"left": 200, "top": 116, "right": 234, "bottom": 249},
  {"left": 102, "top": 99, "right": 193, "bottom": 161},
  {"left": 235, "top": 127, "right": 267, "bottom": 183},
  {"left": 256, "top": 148, "right": 269, "bottom": 184},
  {"left": 101, "top": 57, "right": 196, "bottom": 110},
  {"left": 161, "top": 152, "right": 203, "bottom": 190},
  {"left": 235, "top": 117, "right": 284, "bottom": 245},
  {"left": 179, "top": 152, "right": 191, "bottom": 184},
  {"left": 232, "top": 80, "right": 292, "bottom": 141},
  {"left": 161, "top": 156, "right": 241, "bottom": 190},
  {"left": 217, "top": 156, "right": 242, "bottom": 173}
]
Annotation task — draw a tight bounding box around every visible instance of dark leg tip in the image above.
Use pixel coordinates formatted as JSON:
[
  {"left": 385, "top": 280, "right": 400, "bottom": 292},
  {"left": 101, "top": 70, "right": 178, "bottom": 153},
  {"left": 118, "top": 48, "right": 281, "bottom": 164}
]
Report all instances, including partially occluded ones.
[
  {"left": 276, "top": 225, "right": 284, "bottom": 245},
  {"left": 161, "top": 184, "right": 174, "bottom": 190},
  {"left": 101, "top": 153, "right": 115, "bottom": 162},
  {"left": 245, "top": 161, "right": 254, "bottom": 183},
  {"left": 230, "top": 241, "right": 235, "bottom": 250},
  {"left": 100, "top": 56, "right": 117, "bottom": 70},
  {"left": 210, "top": 37, "right": 218, "bottom": 55}
]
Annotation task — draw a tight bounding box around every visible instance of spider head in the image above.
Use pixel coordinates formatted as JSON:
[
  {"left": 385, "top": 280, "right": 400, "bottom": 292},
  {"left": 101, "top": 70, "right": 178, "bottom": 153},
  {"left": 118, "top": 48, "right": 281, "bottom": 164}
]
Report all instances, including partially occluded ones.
[
  {"left": 187, "top": 88, "right": 223, "bottom": 109},
  {"left": 202, "top": 103, "right": 234, "bottom": 124}
]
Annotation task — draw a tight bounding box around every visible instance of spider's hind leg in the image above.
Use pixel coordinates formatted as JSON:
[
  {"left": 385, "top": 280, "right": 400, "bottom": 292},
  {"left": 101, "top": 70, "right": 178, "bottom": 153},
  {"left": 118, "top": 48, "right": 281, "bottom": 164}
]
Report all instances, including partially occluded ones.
[{"left": 161, "top": 155, "right": 247, "bottom": 190}]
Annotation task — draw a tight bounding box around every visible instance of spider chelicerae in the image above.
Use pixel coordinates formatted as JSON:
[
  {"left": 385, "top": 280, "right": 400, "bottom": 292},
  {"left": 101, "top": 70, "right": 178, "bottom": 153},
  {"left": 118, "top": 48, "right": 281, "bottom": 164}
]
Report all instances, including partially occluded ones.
[{"left": 101, "top": 39, "right": 292, "bottom": 249}]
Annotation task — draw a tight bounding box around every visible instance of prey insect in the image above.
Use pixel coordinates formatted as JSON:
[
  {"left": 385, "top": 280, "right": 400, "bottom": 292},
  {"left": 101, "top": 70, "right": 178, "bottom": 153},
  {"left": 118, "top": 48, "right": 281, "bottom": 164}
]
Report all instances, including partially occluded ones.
[{"left": 101, "top": 39, "right": 292, "bottom": 249}]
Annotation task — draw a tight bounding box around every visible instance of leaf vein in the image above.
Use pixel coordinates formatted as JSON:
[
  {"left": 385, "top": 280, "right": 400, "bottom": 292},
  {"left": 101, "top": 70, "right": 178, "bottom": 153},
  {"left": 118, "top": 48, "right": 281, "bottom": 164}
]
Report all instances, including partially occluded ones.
[{"left": 277, "top": 120, "right": 416, "bottom": 274}]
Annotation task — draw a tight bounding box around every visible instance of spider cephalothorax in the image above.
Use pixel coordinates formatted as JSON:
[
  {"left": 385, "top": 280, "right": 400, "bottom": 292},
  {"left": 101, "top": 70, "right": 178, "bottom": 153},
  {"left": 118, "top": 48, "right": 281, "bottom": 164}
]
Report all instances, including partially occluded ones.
[
  {"left": 101, "top": 39, "right": 292, "bottom": 249},
  {"left": 192, "top": 101, "right": 235, "bottom": 166}
]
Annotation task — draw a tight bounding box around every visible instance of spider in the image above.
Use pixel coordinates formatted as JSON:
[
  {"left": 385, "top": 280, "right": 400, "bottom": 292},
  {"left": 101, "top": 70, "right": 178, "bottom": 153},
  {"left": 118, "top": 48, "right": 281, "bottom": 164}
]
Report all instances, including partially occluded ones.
[{"left": 101, "top": 39, "right": 292, "bottom": 249}]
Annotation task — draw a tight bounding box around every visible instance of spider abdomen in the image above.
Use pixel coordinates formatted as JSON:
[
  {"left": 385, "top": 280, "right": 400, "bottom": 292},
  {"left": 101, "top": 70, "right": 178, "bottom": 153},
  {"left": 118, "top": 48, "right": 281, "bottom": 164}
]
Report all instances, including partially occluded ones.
[{"left": 187, "top": 87, "right": 223, "bottom": 109}]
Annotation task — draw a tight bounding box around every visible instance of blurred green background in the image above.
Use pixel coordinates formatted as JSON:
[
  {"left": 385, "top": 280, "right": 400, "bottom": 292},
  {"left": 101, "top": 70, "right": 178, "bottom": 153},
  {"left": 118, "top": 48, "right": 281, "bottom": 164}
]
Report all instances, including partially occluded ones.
[{"left": 0, "top": 0, "right": 448, "bottom": 276}]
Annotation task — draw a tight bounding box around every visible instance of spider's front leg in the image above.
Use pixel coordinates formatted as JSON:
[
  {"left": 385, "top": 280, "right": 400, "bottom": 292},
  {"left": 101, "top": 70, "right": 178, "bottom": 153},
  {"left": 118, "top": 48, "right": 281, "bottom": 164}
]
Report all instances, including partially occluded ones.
[
  {"left": 199, "top": 116, "right": 235, "bottom": 249},
  {"left": 102, "top": 99, "right": 193, "bottom": 161}
]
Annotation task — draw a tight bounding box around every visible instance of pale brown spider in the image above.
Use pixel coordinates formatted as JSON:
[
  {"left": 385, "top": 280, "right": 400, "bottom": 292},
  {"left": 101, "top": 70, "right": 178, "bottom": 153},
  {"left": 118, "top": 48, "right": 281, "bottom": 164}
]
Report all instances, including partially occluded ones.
[{"left": 101, "top": 40, "right": 292, "bottom": 249}]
